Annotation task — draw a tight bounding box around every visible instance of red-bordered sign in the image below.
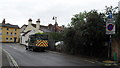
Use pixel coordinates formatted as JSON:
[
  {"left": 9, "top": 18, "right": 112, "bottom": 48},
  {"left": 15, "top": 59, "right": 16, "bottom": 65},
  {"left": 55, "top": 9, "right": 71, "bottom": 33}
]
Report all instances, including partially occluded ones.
[{"left": 107, "top": 24, "right": 114, "bottom": 31}]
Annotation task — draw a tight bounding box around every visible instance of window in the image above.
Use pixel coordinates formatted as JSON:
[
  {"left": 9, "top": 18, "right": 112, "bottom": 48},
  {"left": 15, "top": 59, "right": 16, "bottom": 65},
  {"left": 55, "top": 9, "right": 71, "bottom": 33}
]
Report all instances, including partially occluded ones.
[
  {"left": 15, "top": 29, "right": 17, "bottom": 31},
  {"left": 10, "top": 32, "right": 12, "bottom": 35},
  {"left": 6, "top": 38, "right": 8, "bottom": 41},
  {"left": 0, "top": 28, "right": 2, "bottom": 30},
  {"left": 7, "top": 28, "right": 9, "bottom": 30},
  {"left": 0, "top": 32, "right": 2, "bottom": 35},
  {"left": 6, "top": 32, "right": 8, "bottom": 35},
  {"left": 10, "top": 38, "right": 12, "bottom": 41},
  {"left": 0, "top": 37, "right": 2, "bottom": 40},
  {"left": 14, "top": 33, "right": 16, "bottom": 35},
  {"left": 0, "top": 37, "right": 2, "bottom": 42}
]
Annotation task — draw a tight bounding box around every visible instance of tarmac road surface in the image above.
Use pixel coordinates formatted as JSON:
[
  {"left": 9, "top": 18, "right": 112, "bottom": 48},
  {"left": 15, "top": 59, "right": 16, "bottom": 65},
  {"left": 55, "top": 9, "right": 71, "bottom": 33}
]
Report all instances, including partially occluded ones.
[{"left": 2, "top": 43, "right": 103, "bottom": 67}]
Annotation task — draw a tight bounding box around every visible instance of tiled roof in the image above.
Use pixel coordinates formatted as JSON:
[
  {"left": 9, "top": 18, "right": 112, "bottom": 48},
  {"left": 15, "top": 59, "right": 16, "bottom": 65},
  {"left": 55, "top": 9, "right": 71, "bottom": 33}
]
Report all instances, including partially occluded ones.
[
  {"left": 22, "top": 24, "right": 49, "bottom": 29},
  {"left": 21, "top": 23, "right": 64, "bottom": 33},
  {"left": 0, "top": 23, "right": 19, "bottom": 28},
  {"left": 40, "top": 28, "right": 52, "bottom": 32}
]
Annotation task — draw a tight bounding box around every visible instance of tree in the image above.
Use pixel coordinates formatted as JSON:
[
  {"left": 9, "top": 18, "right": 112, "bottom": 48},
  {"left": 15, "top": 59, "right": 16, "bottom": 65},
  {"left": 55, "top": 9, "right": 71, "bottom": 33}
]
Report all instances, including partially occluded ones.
[
  {"left": 115, "top": 11, "right": 120, "bottom": 39},
  {"left": 63, "top": 27, "right": 76, "bottom": 54},
  {"left": 47, "top": 32, "right": 63, "bottom": 41},
  {"left": 83, "top": 10, "right": 107, "bottom": 57},
  {"left": 64, "top": 10, "right": 108, "bottom": 58}
]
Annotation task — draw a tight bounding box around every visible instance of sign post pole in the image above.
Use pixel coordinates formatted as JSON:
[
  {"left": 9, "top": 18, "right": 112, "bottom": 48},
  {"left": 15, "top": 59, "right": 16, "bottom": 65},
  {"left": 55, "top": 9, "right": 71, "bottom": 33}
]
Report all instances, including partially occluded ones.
[{"left": 108, "top": 35, "right": 112, "bottom": 60}]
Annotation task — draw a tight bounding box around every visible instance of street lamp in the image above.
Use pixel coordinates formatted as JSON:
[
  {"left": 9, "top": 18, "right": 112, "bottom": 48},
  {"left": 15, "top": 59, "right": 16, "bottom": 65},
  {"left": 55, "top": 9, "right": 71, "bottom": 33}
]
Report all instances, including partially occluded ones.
[
  {"left": 52, "top": 16, "right": 58, "bottom": 50},
  {"left": 52, "top": 16, "right": 57, "bottom": 32}
]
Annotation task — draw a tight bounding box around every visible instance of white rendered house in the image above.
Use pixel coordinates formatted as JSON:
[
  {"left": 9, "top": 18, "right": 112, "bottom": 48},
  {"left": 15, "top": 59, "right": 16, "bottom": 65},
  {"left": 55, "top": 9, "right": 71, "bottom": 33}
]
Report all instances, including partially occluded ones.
[{"left": 20, "top": 19, "right": 43, "bottom": 45}]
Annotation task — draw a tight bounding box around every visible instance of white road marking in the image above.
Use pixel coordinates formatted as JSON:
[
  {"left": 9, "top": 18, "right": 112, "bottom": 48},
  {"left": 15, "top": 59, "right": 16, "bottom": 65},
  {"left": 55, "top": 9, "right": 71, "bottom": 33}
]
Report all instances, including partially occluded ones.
[
  {"left": 84, "top": 60, "right": 95, "bottom": 63},
  {"left": 2, "top": 49, "right": 19, "bottom": 68}
]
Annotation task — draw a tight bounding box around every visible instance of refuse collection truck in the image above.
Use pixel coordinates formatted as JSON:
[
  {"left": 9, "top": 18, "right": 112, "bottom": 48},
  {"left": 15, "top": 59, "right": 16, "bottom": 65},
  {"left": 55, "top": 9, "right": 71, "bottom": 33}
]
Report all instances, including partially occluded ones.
[{"left": 26, "top": 34, "right": 48, "bottom": 51}]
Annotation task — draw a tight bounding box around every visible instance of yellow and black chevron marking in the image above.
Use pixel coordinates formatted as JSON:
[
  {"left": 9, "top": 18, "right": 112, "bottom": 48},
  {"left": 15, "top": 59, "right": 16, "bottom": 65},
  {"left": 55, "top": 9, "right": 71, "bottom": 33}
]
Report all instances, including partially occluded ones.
[{"left": 36, "top": 40, "right": 48, "bottom": 47}]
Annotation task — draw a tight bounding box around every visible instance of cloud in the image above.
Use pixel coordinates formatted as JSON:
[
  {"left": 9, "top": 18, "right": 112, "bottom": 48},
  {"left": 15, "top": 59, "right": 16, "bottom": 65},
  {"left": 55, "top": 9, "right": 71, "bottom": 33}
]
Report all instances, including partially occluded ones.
[{"left": 0, "top": 0, "right": 119, "bottom": 27}]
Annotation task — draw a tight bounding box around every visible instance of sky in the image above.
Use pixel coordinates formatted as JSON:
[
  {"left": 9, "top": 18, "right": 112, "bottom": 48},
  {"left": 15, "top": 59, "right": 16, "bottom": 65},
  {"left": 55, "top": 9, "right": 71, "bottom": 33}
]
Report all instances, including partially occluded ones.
[{"left": 0, "top": 0, "right": 119, "bottom": 27}]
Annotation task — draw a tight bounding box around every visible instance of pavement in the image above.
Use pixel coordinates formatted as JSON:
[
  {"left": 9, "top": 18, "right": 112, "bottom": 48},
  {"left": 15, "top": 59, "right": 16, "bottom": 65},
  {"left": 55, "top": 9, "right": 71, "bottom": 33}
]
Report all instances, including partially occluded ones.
[
  {"left": 0, "top": 43, "right": 19, "bottom": 68},
  {"left": 2, "top": 49, "right": 11, "bottom": 66},
  {"left": 0, "top": 48, "right": 11, "bottom": 67}
]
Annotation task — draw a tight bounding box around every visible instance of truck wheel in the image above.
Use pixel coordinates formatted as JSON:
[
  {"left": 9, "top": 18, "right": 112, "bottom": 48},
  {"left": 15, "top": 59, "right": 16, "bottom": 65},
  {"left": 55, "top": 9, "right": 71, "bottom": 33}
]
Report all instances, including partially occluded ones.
[
  {"left": 41, "top": 48, "right": 45, "bottom": 52},
  {"left": 26, "top": 46, "right": 28, "bottom": 50},
  {"left": 32, "top": 48, "right": 36, "bottom": 52},
  {"left": 32, "top": 47, "right": 36, "bottom": 52}
]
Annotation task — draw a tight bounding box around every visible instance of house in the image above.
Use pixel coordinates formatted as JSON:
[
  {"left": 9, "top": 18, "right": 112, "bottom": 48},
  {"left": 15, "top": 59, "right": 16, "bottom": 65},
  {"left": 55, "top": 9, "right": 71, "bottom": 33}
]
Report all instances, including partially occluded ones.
[
  {"left": 20, "top": 18, "right": 64, "bottom": 45},
  {"left": 20, "top": 19, "right": 64, "bottom": 33},
  {"left": 0, "top": 19, "right": 20, "bottom": 43},
  {"left": 20, "top": 19, "right": 43, "bottom": 45}
]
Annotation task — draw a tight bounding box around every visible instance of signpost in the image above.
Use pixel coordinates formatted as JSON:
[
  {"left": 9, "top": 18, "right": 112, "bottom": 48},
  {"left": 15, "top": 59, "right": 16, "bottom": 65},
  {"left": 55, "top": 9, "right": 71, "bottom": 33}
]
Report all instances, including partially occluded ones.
[
  {"left": 106, "top": 13, "right": 115, "bottom": 60},
  {"left": 106, "top": 19, "right": 115, "bottom": 34},
  {"left": 104, "top": 6, "right": 118, "bottom": 65}
]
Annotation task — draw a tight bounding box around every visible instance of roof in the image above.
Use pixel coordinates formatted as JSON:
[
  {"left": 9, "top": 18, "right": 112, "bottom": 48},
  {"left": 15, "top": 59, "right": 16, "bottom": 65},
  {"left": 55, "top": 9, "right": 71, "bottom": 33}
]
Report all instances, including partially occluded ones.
[
  {"left": 40, "top": 28, "right": 52, "bottom": 32},
  {"left": 21, "top": 24, "right": 48, "bottom": 29},
  {"left": 0, "top": 23, "right": 20, "bottom": 28},
  {"left": 21, "top": 23, "right": 64, "bottom": 33},
  {"left": 22, "top": 30, "right": 31, "bottom": 36},
  {"left": 20, "top": 24, "right": 27, "bottom": 29},
  {"left": 55, "top": 26, "right": 64, "bottom": 32},
  {"left": 32, "top": 24, "right": 48, "bottom": 29}
]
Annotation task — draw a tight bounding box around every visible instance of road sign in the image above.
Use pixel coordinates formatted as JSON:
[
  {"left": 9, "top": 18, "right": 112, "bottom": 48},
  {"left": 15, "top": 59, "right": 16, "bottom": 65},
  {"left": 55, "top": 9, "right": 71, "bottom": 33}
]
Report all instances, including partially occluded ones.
[
  {"left": 108, "top": 13, "right": 112, "bottom": 19},
  {"left": 107, "top": 24, "right": 114, "bottom": 31},
  {"left": 106, "top": 19, "right": 115, "bottom": 34}
]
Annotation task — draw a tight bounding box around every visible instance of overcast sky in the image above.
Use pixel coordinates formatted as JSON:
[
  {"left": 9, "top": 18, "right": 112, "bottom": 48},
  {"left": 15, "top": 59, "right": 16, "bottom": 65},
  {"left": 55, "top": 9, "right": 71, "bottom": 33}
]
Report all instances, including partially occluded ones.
[{"left": 0, "top": 0, "right": 119, "bottom": 27}]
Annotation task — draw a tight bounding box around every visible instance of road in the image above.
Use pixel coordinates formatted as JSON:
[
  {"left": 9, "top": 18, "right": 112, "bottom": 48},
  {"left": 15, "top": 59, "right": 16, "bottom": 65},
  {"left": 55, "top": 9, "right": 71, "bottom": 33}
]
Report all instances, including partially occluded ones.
[{"left": 2, "top": 43, "right": 103, "bottom": 67}]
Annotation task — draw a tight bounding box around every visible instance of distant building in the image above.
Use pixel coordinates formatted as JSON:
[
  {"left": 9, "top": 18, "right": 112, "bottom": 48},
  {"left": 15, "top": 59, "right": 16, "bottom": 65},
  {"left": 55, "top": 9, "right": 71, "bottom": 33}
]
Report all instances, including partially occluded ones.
[
  {"left": 0, "top": 19, "right": 20, "bottom": 43},
  {"left": 20, "top": 18, "right": 64, "bottom": 45}
]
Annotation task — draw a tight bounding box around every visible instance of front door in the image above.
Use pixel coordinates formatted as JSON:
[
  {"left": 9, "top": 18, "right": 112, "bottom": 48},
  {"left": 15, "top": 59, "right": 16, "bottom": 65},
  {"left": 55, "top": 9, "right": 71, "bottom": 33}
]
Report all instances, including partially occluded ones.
[{"left": 14, "top": 37, "right": 17, "bottom": 43}]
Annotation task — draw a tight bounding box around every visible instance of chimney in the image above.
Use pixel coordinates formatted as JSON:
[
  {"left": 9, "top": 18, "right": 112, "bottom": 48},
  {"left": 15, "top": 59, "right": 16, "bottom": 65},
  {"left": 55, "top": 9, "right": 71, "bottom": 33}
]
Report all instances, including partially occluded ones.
[
  {"left": 36, "top": 19, "right": 40, "bottom": 30},
  {"left": 2, "top": 18, "right": 6, "bottom": 24},
  {"left": 28, "top": 18, "right": 32, "bottom": 25}
]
